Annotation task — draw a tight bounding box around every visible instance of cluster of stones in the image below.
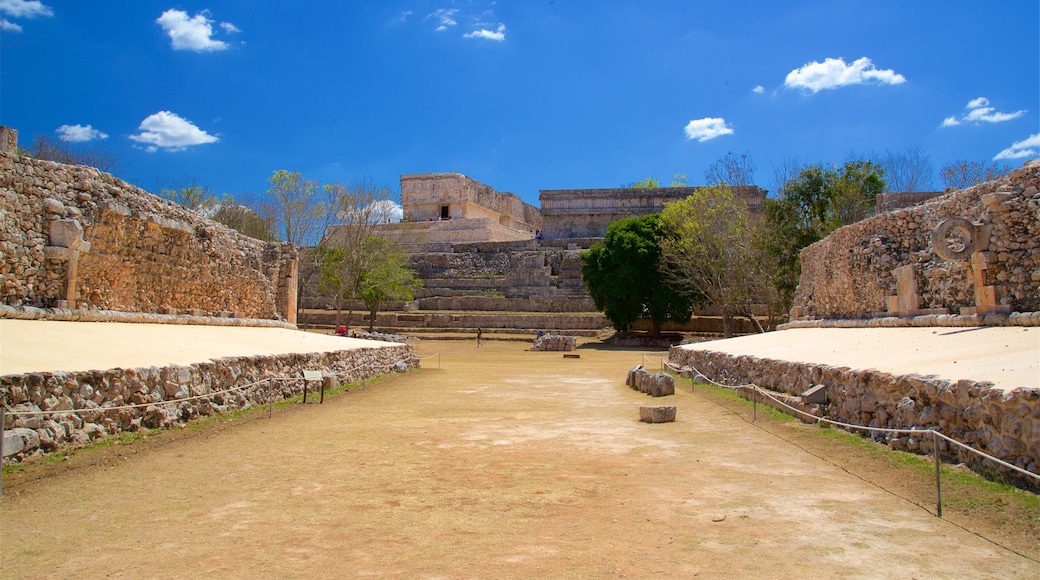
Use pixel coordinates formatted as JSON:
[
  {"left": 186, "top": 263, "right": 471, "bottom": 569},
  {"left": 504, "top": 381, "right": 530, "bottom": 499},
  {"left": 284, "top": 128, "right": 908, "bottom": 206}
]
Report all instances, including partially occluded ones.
[
  {"left": 1, "top": 344, "right": 416, "bottom": 462},
  {"left": 0, "top": 150, "right": 296, "bottom": 318},
  {"left": 531, "top": 334, "right": 577, "bottom": 351},
  {"left": 626, "top": 366, "right": 676, "bottom": 397},
  {"left": 347, "top": 330, "right": 408, "bottom": 343},
  {"left": 793, "top": 159, "right": 1040, "bottom": 319},
  {"left": 668, "top": 346, "right": 1039, "bottom": 486}
]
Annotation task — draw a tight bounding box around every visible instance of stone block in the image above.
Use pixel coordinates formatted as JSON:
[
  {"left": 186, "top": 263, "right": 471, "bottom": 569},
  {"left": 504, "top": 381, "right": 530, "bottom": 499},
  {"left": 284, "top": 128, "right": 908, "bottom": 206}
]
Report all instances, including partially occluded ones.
[
  {"left": 639, "top": 406, "right": 676, "bottom": 423},
  {"left": 3, "top": 427, "right": 41, "bottom": 457},
  {"left": 650, "top": 373, "right": 675, "bottom": 397},
  {"left": 801, "top": 384, "right": 828, "bottom": 404}
]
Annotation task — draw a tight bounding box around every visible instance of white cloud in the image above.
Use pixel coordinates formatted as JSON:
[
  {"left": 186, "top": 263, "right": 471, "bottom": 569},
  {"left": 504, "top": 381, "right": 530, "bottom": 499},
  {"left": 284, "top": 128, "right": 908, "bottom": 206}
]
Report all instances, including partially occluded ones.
[
  {"left": 219, "top": 22, "right": 240, "bottom": 34},
  {"left": 428, "top": 8, "right": 459, "bottom": 31},
  {"left": 784, "top": 57, "right": 906, "bottom": 93},
  {"left": 994, "top": 133, "right": 1039, "bottom": 161},
  {"left": 684, "top": 117, "right": 734, "bottom": 142},
  {"left": 0, "top": 0, "right": 53, "bottom": 32},
  {"left": 0, "top": 0, "right": 52, "bottom": 18},
  {"left": 129, "top": 111, "right": 219, "bottom": 152},
  {"left": 752, "top": 85, "right": 765, "bottom": 94},
  {"left": 156, "top": 9, "right": 234, "bottom": 52},
  {"left": 941, "top": 96, "right": 1027, "bottom": 128},
  {"left": 57, "top": 124, "right": 108, "bottom": 142},
  {"left": 464, "top": 23, "right": 505, "bottom": 41}
]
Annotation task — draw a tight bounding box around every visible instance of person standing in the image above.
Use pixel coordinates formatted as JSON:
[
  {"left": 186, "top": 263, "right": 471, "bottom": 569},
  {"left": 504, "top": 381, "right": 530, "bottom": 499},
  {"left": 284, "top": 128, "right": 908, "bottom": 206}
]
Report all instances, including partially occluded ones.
[{"left": 476, "top": 328, "right": 483, "bottom": 347}]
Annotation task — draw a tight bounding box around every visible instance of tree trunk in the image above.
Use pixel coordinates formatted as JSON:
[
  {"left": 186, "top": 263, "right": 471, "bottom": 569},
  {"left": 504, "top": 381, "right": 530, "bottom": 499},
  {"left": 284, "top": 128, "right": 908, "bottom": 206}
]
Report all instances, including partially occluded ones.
[
  {"left": 722, "top": 307, "right": 733, "bottom": 338},
  {"left": 368, "top": 303, "right": 379, "bottom": 332},
  {"left": 650, "top": 317, "right": 662, "bottom": 337},
  {"left": 742, "top": 306, "right": 765, "bottom": 333}
]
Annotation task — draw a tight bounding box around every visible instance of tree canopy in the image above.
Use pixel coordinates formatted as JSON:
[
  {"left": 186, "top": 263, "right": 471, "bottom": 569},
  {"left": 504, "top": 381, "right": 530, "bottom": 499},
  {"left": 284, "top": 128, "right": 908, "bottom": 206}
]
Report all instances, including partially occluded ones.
[
  {"left": 580, "top": 214, "right": 695, "bottom": 334},
  {"left": 658, "top": 185, "right": 767, "bottom": 336}
]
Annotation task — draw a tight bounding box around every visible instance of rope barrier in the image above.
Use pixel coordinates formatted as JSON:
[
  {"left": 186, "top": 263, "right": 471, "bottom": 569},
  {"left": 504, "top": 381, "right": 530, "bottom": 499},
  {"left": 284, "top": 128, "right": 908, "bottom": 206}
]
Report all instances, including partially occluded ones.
[
  {"left": 1, "top": 355, "right": 420, "bottom": 495},
  {"left": 666, "top": 358, "right": 1040, "bottom": 485}
]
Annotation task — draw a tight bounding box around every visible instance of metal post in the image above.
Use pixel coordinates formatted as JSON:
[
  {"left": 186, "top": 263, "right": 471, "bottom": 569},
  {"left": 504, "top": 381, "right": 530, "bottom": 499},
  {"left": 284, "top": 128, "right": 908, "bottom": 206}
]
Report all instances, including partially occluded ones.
[
  {"left": 438, "top": 353, "right": 441, "bottom": 370},
  {"left": 933, "top": 430, "right": 943, "bottom": 518},
  {"left": 302, "top": 378, "right": 308, "bottom": 404},
  {"left": 268, "top": 381, "right": 273, "bottom": 419},
  {"left": 752, "top": 387, "right": 757, "bottom": 422},
  {"left": 1, "top": 407, "right": 6, "bottom": 496}
]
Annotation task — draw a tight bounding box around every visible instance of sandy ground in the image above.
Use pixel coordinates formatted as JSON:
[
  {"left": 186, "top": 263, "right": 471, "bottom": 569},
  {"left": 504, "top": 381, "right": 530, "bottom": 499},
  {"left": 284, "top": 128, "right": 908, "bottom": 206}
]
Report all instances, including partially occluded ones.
[
  {"left": 1, "top": 337, "right": 1037, "bottom": 578},
  {"left": 680, "top": 326, "right": 1040, "bottom": 391},
  {"left": 0, "top": 319, "right": 395, "bottom": 375}
]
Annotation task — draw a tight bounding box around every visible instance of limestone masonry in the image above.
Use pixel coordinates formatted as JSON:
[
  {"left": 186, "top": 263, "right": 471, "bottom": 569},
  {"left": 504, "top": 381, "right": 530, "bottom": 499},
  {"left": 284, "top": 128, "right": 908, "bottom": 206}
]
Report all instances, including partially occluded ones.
[
  {"left": 539, "top": 184, "right": 766, "bottom": 239},
  {"left": 792, "top": 160, "right": 1040, "bottom": 320},
  {"left": 0, "top": 150, "right": 298, "bottom": 321}
]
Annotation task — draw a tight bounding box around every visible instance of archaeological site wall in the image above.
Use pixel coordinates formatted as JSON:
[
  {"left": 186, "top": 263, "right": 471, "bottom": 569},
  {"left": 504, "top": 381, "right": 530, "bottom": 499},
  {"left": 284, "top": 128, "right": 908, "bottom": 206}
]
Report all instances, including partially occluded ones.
[
  {"left": 791, "top": 160, "right": 1040, "bottom": 322},
  {"left": 2, "top": 343, "right": 415, "bottom": 460},
  {"left": 401, "top": 173, "right": 541, "bottom": 233},
  {"left": 0, "top": 150, "right": 298, "bottom": 321},
  {"left": 539, "top": 185, "right": 766, "bottom": 240}
]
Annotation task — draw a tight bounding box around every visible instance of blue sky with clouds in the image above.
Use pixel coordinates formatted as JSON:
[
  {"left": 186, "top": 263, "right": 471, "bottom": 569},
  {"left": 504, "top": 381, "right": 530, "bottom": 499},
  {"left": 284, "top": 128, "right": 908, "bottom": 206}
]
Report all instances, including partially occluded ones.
[{"left": 1, "top": 1, "right": 1037, "bottom": 206}]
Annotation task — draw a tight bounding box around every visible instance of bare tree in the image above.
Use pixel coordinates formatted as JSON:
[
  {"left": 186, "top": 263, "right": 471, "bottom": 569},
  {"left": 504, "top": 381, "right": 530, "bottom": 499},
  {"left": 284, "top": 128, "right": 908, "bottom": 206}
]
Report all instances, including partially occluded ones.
[
  {"left": 266, "top": 170, "right": 323, "bottom": 246},
  {"left": 880, "top": 146, "right": 935, "bottom": 192},
  {"left": 704, "top": 151, "right": 756, "bottom": 187},
  {"left": 939, "top": 160, "right": 1013, "bottom": 190},
  {"left": 314, "top": 178, "right": 400, "bottom": 330},
  {"left": 770, "top": 156, "right": 806, "bottom": 199},
  {"left": 28, "top": 133, "right": 121, "bottom": 174}
]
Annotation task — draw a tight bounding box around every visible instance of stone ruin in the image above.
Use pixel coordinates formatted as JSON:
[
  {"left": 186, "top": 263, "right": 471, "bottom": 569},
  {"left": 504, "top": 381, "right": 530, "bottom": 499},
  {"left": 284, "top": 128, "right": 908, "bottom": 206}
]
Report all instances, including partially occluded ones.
[
  {"left": 531, "top": 333, "right": 577, "bottom": 351},
  {"left": 790, "top": 159, "right": 1040, "bottom": 324},
  {"left": 0, "top": 138, "right": 298, "bottom": 320},
  {"left": 626, "top": 365, "right": 675, "bottom": 397}
]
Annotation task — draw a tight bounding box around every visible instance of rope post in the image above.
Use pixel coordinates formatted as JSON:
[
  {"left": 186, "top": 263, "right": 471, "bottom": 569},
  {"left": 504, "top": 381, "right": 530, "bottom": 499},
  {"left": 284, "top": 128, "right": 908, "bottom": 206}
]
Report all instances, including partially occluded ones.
[
  {"left": 752, "top": 386, "right": 757, "bottom": 422},
  {"left": 1, "top": 407, "right": 5, "bottom": 496},
  {"left": 438, "top": 352, "right": 441, "bottom": 370},
  {"left": 268, "top": 381, "right": 273, "bottom": 419},
  {"left": 933, "top": 429, "right": 943, "bottom": 518}
]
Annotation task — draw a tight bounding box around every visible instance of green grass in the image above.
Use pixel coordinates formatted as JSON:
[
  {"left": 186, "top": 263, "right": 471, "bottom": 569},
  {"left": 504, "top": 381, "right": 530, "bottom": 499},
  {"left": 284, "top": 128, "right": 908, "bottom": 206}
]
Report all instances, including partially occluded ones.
[
  {"left": 690, "top": 378, "right": 1040, "bottom": 513},
  {"left": 1, "top": 372, "right": 400, "bottom": 476}
]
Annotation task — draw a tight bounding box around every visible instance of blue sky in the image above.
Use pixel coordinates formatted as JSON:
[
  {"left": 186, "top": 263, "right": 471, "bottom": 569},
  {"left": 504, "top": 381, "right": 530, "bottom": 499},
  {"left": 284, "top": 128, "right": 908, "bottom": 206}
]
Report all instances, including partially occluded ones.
[{"left": 1, "top": 1, "right": 1037, "bottom": 207}]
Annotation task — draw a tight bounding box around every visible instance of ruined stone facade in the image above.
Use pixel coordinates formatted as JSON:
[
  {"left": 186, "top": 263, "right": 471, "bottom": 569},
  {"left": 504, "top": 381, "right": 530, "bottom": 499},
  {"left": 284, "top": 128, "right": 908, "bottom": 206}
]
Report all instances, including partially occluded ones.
[
  {"left": 792, "top": 160, "right": 1040, "bottom": 320},
  {"left": 539, "top": 185, "right": 766, "bottom": 240},
  {"left": 0, "top": 149, "right": 298, "bottom": 321},
  {"left": 400, "top": 173, "right": 541, "bottom": 240}
]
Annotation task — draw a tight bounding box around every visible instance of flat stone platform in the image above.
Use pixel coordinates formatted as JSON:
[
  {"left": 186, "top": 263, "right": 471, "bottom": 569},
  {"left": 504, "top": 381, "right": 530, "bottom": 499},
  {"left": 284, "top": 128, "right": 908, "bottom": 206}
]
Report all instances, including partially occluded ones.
[
  {"left": 678, "top": 326, "right": 1039, "bottom": 392},
  {"left": 0, "top": 319, "right": 397, "bottom": 375}
]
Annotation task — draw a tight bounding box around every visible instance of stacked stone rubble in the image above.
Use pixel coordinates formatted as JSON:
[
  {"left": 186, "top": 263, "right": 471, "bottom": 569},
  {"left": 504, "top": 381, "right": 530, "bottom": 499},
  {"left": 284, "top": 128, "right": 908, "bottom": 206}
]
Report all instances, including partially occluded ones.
[
  {"left": 669, "top": 346, "right": 1039, "bottom": 486},
  {"left": 2, "top": 344, "right": 416, "bottom": 462},
  {"left": 793, "top": 159, "right": 1040, "bottom": 320},
  {"left": 0, "top": 150, "right": 297, "bottom": 319},
  {"left": 626, "top": 366, "right": 675, "bottom": 397},
  {"left": 531, "top": 334, "right": 577, "bottom": 351}
]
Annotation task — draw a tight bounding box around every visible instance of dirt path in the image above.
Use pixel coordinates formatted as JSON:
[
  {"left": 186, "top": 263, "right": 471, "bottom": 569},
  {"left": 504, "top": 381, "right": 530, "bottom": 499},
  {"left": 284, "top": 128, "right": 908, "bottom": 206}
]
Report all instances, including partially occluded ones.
[{"left": 2, "top": 338, "right": 1037, "bottom": 578}]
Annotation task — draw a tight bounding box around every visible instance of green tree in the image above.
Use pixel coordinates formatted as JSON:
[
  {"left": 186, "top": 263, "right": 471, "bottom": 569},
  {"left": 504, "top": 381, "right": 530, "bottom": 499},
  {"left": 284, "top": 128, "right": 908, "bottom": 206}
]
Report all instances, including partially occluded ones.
[
  {"left": 632, "top": 177, "right": 661, "bottom": 188},
  {"left": 758, "top": 159, "right": 887, "bottom": 318},
  {"left": 266, "top": 170, "right": 323, "bottom": 246},
  {"left": 359, "top": 237, "right": 422, "bottom": 331},
  {"left": 156, "top": 178, "right": 215, "bottom": 215},
  {"left": 580, "top": 214, "right": 695, "bottom": 335},
  {"left": 211, "top": 196, "right": 277, "bottom": 241},
  {"left": 658, "top": 185, "right": 766, "bottom": 336},
  {"left": 312, "top": 178, "right": 401, "bottom": 330}
]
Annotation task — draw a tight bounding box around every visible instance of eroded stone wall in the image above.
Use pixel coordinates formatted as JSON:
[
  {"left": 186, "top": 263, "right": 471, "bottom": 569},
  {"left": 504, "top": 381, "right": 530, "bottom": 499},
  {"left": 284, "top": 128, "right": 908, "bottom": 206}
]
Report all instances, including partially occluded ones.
[
  {"left": 400, "top": 173, "right": 541, "bottom": 232},
  {"left": 0, "top": 151, "right": 297, "bottom": 319},
  {"left": 2, "top": 343, "right": 415, "bottom": 460},
  {"left": 539, "top": 185, "right": 766, "bottom": 239},
  {"left": 793, "top": 160, "right": 1040, "bottom": 319},
  {"left": 669, "top": 346, "right": 1039, "bottom": 485}
]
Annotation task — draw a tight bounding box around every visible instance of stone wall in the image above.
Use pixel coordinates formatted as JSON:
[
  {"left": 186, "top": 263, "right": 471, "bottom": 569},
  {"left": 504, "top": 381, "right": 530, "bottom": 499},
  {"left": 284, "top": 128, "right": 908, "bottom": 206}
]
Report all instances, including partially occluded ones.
[
  {"left": 668, "top": 346, "right": 1039, "bottom": 486},
  {"left": 0, "top": 150, "right": 298, "bottom": 320},
  {"left": 2, "top": 343, "right": 416, "bottom": 461},
  {"left": 793, "top": 160, "right": 1040, "bottom": 320},
  {"left": 539, "top": 185, "right": 766, "bottom": 239},
  {"left": 400, "top": 173, "right": 541, "bottom": 232}
]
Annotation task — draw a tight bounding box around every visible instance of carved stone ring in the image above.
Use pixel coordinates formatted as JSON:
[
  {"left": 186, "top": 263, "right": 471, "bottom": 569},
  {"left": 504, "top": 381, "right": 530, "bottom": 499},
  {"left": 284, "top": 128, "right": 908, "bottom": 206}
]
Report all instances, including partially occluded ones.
[{"left": 931, "top": 218, "right": 976, "bottom": 261}]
